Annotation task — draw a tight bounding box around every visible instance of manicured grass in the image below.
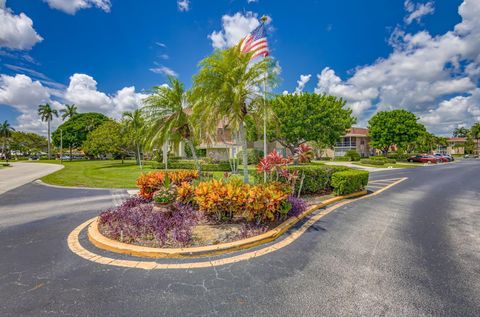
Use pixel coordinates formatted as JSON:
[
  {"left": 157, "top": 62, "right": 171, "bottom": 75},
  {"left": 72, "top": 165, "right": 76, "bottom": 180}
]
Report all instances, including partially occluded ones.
[
  {"left": 40, "top": 160, "right": 257, "bottom": 188},
  {"left": 352, "top": 162, "right": 419, "bottom": 169},
  {"left": 41, "top": 160, "right": 160, "bottom": 188}
]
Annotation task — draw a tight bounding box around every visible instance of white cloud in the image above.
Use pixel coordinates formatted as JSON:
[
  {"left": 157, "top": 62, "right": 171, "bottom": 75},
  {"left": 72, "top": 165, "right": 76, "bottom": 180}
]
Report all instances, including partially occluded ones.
[
  {"left": 247, "top": 0, "right": 258, "bottom": 3},
  {"left": 43, "top": 0, "right": 111, "bottom": 14},
  {"left": 295, "top": 74, "right": 311, "bottom": 94},
  {"left": 404, "top": 0, "right": 435, "bottom": 25},
  {"left": 150, "top": 66, "right": 178, "bottom": 77},
  {"left": 209, "top": 12, "right": 261, "bottom": 49},
  {"left": 0, "top": 72, "right": 147, "bottom": 134},
  {"left": 314, "top": 0, "right": 480, "bottom": 135},
  {"left": 0, "top": 0, "right": 43, "bottom": 50},
  {"left": 177, "top": 0, "right": 189, "bottom": 12}
]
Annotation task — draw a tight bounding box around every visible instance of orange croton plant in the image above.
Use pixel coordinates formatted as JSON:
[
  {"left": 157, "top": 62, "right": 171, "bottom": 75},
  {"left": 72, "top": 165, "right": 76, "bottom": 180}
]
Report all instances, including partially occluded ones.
[{"left": 137, "top": 170, "right": 199, "bottom": 199}]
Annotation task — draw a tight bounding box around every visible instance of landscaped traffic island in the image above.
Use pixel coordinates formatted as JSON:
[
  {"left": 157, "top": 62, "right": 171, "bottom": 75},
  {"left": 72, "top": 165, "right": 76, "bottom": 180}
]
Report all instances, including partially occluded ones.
[{"left": 90, "top": 153, "right": 369, "bottom": 257}]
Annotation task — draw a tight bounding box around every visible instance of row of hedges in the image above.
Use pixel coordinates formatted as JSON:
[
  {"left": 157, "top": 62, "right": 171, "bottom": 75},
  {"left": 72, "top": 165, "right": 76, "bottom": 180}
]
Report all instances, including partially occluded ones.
[
  {"left": 360, "top": 156, "right": 396, "bottom": 165},
  {"left": 155, "top": 160, "right": 231, "bottom": 171},
  {"left": 331, "top": 170, "right": 369, "bottom": 195},
  {"left": 237, "top": 149, "right": 264, "bottom": 164},
  {"left": 254, "top": 164, "right": 367, "bottom": 196}
]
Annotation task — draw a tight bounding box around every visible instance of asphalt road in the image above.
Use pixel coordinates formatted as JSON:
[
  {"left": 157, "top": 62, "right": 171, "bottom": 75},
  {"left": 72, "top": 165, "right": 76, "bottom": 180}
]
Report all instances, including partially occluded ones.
[{"left": 0, "top": 160, "right": 479, "bottom": 316}]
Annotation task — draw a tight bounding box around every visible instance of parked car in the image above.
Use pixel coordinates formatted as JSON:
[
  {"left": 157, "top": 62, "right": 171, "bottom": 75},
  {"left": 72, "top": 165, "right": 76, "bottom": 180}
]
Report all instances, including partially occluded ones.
[
  {"left": 407, "top": 155, "right": 438, "bottom": 163},
  {"left": 464, "top": 154, "right": 479, "bottom": 159},
  {"left": 434, "top": 154, "right": 450, "bottom": 162}
]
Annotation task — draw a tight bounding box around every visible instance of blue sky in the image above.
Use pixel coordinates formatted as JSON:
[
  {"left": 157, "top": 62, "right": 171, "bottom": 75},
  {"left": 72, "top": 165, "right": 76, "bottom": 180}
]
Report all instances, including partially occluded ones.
[{"left": 1, "top": 0, "right": 478, "bottom": 136}]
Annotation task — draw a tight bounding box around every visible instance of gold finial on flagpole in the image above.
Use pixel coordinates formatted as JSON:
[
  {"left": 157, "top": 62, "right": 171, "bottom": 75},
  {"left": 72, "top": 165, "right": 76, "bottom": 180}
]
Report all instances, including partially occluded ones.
[{"left": 261, "top": 15, "right": 268, "bottom": 23}]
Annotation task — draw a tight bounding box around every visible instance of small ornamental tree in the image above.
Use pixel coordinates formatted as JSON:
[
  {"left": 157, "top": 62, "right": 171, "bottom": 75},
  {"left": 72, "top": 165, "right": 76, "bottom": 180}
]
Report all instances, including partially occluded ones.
[
  {"left": 83, "top": 121, "right": 130, "bottom": 161},
  {"left": 368, "top": 109, "right": 426, "bottom": 154},
  {"left": 471, "top": 122, "right": 480, "bottom": 155},
  {"left": 268, "top": 93, "right": 355, "bottom": 156}
]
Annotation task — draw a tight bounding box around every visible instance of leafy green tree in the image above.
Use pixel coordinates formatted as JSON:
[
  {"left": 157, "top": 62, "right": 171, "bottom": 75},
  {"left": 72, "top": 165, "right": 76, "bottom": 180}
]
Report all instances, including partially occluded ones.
[
  {"left": 453, "top": 127, "right": 469, "bottom": 138},
  {"left": 464, "top": 135, "right": 475, "bottom": 154},
  {"left": 38, "top": 103, "right": 58, "bottom": 159},
  {"left": 83, "top": 121, "right": 130, "bottom": 161},
  {"left": 52, "top": 112, "right": 109, "bottom": 160},
  {"left": 143, "top": 77, "right": 201, "bottom": 172},
  {"left": 0, "top": 120, "right": 15, "bottom": 162},
  {"left": 10, "top": 131, "right": 47, "bottom": 157},
  {"left": 368, "top": 109, "right": 426, "bottom": 154},
  {"left": 60, "top": 104, "right": 78, "bottom": 121},
  {"left": 191, "top": 45, "right": 276, "bottom": 182},
  {"left": 267, "top": 93, "right": 355, "bottom": 156},
  {"left": 471, "top": 122, "right": 480, "bottom": 155}
]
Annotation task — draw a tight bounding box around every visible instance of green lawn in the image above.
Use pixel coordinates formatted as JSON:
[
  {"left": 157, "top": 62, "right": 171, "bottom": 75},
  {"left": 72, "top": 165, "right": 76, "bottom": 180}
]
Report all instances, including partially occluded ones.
[
  {"left": 41, "top": 160, "right": 159, "bottom": 188},
  {"left": 352, "top": 162, "right": 419, "bottom": 169},
  {"left": 39, "top": 160, "right": 257, "bottom": 188}
]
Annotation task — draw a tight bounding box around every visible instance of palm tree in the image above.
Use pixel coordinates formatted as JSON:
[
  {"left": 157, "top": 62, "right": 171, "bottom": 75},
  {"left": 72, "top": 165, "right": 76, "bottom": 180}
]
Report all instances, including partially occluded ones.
[
  {"left": 0, "top": 120, "right": 15, "bottom": 163},
  {"left": 143, "top": 77, "right": 201, "bottom": 173},
  {"left": 38, "top": 103, "right": 58, "bottom": 159},
  {"left": 60, "top": 104, "right": 78, "bottom": 121},
  {"left": 122, "top": 109, "right": 145, "bottom": 167},
  {"left": 191, "top": 45, "right": 276, "bottom": 183}
]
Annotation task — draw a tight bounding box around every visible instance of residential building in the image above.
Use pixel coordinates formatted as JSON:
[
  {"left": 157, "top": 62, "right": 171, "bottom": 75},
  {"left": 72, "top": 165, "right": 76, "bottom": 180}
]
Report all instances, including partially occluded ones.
[{"left": 322, "top": 127, "right": 371, "bottom": 158}]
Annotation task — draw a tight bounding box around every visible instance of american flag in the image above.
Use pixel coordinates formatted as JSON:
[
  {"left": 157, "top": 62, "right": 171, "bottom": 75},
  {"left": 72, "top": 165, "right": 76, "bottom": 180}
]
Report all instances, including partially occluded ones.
[{"left": 239, "top": 22, "right": 269, "bottom": 60}]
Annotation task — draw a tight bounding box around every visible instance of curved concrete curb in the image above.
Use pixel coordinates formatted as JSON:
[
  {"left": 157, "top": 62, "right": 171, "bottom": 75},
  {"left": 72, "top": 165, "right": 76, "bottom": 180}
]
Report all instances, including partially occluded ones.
[{"left": 87, "top": 190, "right": 368, "bottom": 259}]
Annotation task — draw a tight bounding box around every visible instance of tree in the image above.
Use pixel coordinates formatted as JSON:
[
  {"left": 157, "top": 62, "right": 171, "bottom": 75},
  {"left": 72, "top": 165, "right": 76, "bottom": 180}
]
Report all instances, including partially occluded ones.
[
  {"left": 38, "top": 103, "right": 58, "bottom": 159},
  {"left": 52, "top": 112, "right": 109, "bottom": 159},
  {"left": 10, "top": 131, "right": 47, "bottom": 157},
  {"left": 368, "top": 109, "right": 426, "bottom": 154},
  {"left": 470, "top": 122, "right": 480, "bottom": 155},
  {"left": 267, "top": 93, "right": 355, "bottom": 157},
  {"left": 453, "top": 127, "right": 469, "bottom": 138},
  {"left": 60, "top": 104, "right": 78, "bottom": 121},
  {"left": 83, "top": 121, "right": 130, "bottom": 161},
  {"left": 0, "top": 120, "right": 15, "bottom": 162},
  {"left": 143, "top": 77, "right": 201, "bottom": 172},
  {"left": 191, "top": 45, "right": 276, "bottom": 183},
  {"left": 122, "top": 109, "right": 145, "bottom": 166}
]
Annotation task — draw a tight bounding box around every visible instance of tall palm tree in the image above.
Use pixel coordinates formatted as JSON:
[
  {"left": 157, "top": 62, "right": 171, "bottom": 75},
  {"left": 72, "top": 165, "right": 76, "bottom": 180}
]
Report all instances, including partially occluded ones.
[
  {"left": 143, "top": 77, "right": 201, "bottom": 173},
  {"left": 38, "top": 103, "right": 58, "bottom": 159},
  {"left": 191, "top": 45, "right": 276, "bottom": 183},
  {"left": 60, "top": 104, "right": 78, "bottom": 121},
  {"left": 122, "top": 109, "right": 145, "bottom": 167},
  {"left": 0, "top": 120, "right": 15, "bottom": 163}
]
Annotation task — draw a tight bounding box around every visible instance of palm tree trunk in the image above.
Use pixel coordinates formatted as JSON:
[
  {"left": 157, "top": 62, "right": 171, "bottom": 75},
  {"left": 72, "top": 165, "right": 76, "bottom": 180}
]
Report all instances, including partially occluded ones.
[
  {"left": 47, "top": 119, "right": 51, "bottom": 160},
  {"left": 69, "top": 146, "right": 73, "bottom": 161},
  {"left": 3, "top": 137, "right": 7, "bottom": 163},
  {"left": 186, "top": 139, "right": 201, "bottom": 174},
  {"left": 239, "top": 121, "right": 249, "bottom": 184},
  {"left": 136, "top": 143, "right": 142, "bottom": 169}
]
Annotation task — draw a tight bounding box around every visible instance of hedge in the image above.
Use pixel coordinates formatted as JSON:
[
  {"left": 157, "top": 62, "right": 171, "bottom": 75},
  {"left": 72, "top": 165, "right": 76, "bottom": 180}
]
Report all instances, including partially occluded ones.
[
  {"left": 155, "top": 160, "right": 231, "bottom": 171},
  {"left": 368, "top": 156, "right": 396, "bottom": 163},
  {"left": 345, "top": 150, "right": 361, "bottom": 161},
  {"left": 255, "top": 164, "right": 350, "bottom": 195},
  {"left": 237, "top": 149, "right": 264, "bottom": 164},
  {"left": 331, "top": 170, "right": 369, "bottom": 195}
]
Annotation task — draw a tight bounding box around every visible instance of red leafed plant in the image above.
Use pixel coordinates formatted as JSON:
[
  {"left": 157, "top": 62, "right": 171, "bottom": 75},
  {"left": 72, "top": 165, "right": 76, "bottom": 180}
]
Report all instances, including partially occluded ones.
[{"left": 296, "top": 144, "right": 314, "bottom": 163}]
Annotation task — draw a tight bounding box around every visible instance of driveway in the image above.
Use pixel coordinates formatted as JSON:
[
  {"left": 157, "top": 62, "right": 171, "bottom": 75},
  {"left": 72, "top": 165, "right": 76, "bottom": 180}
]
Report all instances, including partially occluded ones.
[
  {"left": 0, "top": 160, "right": 479, "bottom": 316},
  {"left": 0, "top": 162, "right": 63, "bottom": 195}
]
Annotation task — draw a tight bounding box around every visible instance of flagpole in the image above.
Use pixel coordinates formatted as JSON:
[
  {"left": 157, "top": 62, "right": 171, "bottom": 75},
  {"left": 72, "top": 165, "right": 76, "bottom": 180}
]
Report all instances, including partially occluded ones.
[{"left": 261, "top": 16, "right": 268, "bottom": 183}]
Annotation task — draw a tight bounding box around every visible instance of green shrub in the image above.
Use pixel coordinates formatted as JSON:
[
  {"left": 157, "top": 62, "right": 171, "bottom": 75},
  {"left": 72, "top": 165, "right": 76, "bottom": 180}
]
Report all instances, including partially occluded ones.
[
  {"left": 185, "top": 146, "right": 206, "bottom": 158},
  {"left": 345, "top": 150, "right": 361, "bottom": 161},
  {"left": 335, "top": 156, "right": 350, "bottom": 161},
  {"left": 360, "top": 159, "right": 385, "bottom": 166},
  {"left": 255, "top": 165, "right": 350, "bottom": 195},
  {"left": 237, "top": 149, "right": 264, "bottom": 164},
  {"left": 316, "top": 157, "right": 332, "bottom": 161},
  {"left": 364, "top": 156, "right": 396, "bottom": 164},
  {"left": 155, "top": 160, "right": 231, "bottom": 171},
  {"left": 331, "top": 170, "right": 369, "bottom": 195}
]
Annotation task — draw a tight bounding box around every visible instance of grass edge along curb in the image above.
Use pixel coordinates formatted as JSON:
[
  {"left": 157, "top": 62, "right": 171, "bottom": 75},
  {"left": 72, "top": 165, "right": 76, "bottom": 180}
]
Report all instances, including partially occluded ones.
[{"left": 87, "top": 190, "right": 368, "bottom": 259}]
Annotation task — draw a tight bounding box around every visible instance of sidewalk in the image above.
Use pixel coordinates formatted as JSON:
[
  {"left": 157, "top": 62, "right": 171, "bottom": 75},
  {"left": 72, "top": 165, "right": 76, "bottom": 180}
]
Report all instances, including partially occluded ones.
[{"left": 0, "top": 162, "right": 64, "bottom": 195}]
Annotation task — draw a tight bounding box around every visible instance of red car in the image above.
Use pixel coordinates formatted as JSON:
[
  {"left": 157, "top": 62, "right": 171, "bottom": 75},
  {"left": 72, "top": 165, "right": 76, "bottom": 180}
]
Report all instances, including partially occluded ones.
[{"left": 407, "top": 155, "right": 438, "bottom": 163}]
